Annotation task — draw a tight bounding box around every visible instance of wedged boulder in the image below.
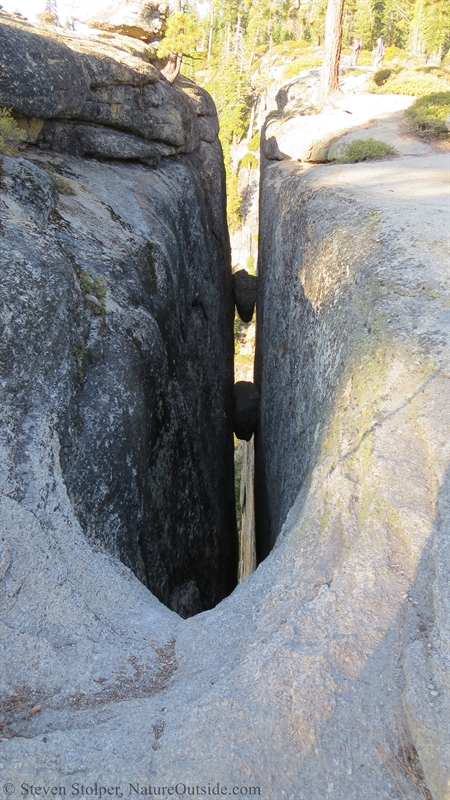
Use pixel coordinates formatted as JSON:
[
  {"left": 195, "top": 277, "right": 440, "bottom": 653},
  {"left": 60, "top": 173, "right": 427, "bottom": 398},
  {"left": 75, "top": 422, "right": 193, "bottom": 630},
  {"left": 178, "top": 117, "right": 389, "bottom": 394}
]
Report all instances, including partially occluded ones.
[
  {"left": 87, "top": 0, "right": 169, "bottom": 42},
  {"left": 233, "top": 381, "right": 259, "bottom": 441},
  {"left": 233, "top": 268, "right": 257, "bottom": 322}
]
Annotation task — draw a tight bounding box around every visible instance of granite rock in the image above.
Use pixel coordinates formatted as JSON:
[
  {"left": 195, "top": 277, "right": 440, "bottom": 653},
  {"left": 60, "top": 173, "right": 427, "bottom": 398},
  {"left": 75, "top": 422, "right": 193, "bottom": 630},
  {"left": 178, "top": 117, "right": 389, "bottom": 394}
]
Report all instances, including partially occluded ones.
[
  {"left": 87, "top": 0, "right": 169, "bottom": 42},
  {"left": 0, "top": 16, "right": 199, "bottom": 154}
]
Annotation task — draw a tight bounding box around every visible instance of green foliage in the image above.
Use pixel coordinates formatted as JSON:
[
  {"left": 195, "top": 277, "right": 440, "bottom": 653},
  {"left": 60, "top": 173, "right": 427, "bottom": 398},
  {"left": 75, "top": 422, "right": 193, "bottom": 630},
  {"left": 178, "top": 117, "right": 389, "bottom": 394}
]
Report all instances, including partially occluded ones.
[
  {"left": 409, "top": 0, "right": 450, "bottom": 59},
  {"left": 157, "top": 11, "right": 203, "bottom": 60},
  {"left": 337, "top": 138, "right": 396, "bottom": 161},
  {"left": 234, "top": 312, "right": 242, "bottom": 340},
  {"left": 356, "top": 48, "right": 377, "bottom": 65},
  {"left": 282, "top": 53, "right": 323, "bottom": 79},
  {"left": 73, "top": 343, "right": 87, "bottom": 362},
  {"left": 404, "top": 91, "right": 450, "bottom": 137},
  {"left": 239, "top": 152, "right": 258, "bottom": 169},
  {"left": 226, "top": 167, "right": 243, "bottom": 233},
  {"left": 247, "top": 130, "right": 261, "bottom": 151},
  {"left": 247, "top": 254, "right": 256, "bottom": 275},
  {"left": 45, "top": 170, "right": 76, "bottom": 195},
  {"left": 354, "top": 0, "right": 378, "bottom": 48},
  {"left": 368, "top": 65, "right": 450, "bottom": 94},
  {"left": 271, "top": 40, "right": 310, "bottom": 56},
  {"left": 155, "top": 0, "right": 449, "bottom": 234},
  {"left": 80, "top": 270, "right": 106, "bottom": 315},
  {"left": 0, "top": 108, "right": 26, "bottom": 155},
  {"left": 72, "top": 342, "right": 88, "bottom": 381},
  {"left": 383, "top": 45, "right": 404, "bottom": 60},
  {"left": 372, "top": 67, "right": 393, "bottom": 85},
  {"left": 204, "top": 58, "right": 252, "bottom": 231},
  {"left": 37, "top": 10, "right": 58, "bottom": 25}
]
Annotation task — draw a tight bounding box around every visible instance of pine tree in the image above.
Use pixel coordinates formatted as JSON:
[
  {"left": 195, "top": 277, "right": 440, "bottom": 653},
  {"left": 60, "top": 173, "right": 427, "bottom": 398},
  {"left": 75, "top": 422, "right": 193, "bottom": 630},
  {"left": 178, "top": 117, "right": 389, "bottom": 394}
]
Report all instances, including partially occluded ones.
[
  {"left": 353, "top": 0, "right": 373, "bottom": 47},
  {"left": 409, "top": 0, "right": 450, "bottom": 58},
  {"left": 39, "top": 0, "right": 58, "bottom": 25},
  {"left": 382, "top": 0, "right": 411, "bottom": 47},
  {"left": 317, "top": 0, "right": 345, "bottom": 104}
]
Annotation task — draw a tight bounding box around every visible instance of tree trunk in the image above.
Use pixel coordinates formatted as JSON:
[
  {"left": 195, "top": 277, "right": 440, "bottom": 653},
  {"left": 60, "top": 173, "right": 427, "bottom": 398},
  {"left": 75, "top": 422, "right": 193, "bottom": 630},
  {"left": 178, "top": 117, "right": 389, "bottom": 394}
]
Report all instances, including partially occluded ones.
[
  {"left": 161, "top": 53, "right": 182, "bottom": 83},
  {"left": 173, "top": 0, "right": 182, "bottom": 12},
  {"left": 207, "top": 1, "right": 214, "bottom": 60},
  {"left": 317, "top": 0, "right": 346, "bottom": 107}
]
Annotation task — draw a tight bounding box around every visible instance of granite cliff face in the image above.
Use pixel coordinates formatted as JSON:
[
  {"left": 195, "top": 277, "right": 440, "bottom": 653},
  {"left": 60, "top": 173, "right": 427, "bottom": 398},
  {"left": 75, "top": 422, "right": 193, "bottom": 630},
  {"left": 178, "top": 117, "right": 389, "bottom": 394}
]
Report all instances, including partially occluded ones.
[{"left": 0, "top": 14, "right": 236, "bottom": 618}]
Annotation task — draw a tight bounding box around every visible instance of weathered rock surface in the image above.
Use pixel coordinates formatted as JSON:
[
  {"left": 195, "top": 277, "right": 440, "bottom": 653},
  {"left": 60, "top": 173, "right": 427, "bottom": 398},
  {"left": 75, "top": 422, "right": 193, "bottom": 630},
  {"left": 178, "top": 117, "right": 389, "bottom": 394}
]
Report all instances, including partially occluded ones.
[
  {"left": 254, "top": 152, "right": 450, "bottom": 797},
  {"left": 86, "top": 0, "right": 168, "bottom": 42},
  {"left": 232, "top": 268, "right": 257, "bottom": 322},
  {"left": 36, "top": 120, "right": 177, "bottom": 164},
  {"left": 0, "top": 13, "right": 237, "bottom": 622},
  {"left": 264, "top": 87, "right": 417, "bottom": 162},
  {"left": 0, "top": 139, "right": 237, "bottom": 615},
  {"left": 0, "top": 15, "right": 217, "bottom": 159}
]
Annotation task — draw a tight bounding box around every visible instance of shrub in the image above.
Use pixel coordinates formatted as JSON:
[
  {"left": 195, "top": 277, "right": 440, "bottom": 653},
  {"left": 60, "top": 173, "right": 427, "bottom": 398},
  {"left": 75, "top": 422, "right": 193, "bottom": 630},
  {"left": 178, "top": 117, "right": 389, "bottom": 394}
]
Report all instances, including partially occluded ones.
[
  {"left": 368, "top": 66, "right": 450, "bottom": 96},
  {"left": 356, "top": 49, "right": 374, "bottom": 66},
  {"left": 404, "top": 92, "right": 450, "bottom": 138},
  {"left": 337, "top": 138, "right": 396, "bottom": 162},
  {"left": 37, "top": 11, "right": 58, "bottom": 25},
  {"left": 0, "top": 108, "right": 26, "bottom": 155},
  {"left": 80, "top": 270, "right": 106, "bottom": 315},
  {"left": 45, "top": 169, "right": 76, "bottom": 195},
  {"left": 383, "top": 46, "right": 404, "bottom": 62},
  {"left": 372, "top": 67, "right": 393, "bottom": 86},
  {"left": 247, "top": 254, "right": 256, "bottom": 275},
  {"left": 240, "top": 153, "right": 258, "bottom": 170},
  {"left": 247, "top": 131, "right": 261, "bottom": 152},
  {"left": 271, "top": 40, "right": 311, "bottom": 57},
  {"left": 282, "top": 54, "right": 322, "bottom": 79}
]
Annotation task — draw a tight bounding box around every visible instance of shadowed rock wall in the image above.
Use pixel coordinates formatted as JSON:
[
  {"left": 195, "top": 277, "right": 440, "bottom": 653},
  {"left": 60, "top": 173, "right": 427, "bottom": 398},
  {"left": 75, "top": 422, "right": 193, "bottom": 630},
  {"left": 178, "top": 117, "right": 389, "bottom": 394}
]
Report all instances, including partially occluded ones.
[{"left": 0, "top": 16, "right": 236, "bottom": 616}]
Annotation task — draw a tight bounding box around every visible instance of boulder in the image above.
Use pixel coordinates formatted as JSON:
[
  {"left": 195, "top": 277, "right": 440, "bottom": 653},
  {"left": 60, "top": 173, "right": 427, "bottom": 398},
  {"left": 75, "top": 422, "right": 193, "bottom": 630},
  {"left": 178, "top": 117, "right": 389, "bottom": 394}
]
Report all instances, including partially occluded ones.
[
  {"left": 233, "top": 381, "right": 259, "bottom": 441},
  {"left": 87, "top": 0, "right": 169, "bottom": 42},
  {"left": 233, "top": 268, "right": 257, "bottom": 322}
]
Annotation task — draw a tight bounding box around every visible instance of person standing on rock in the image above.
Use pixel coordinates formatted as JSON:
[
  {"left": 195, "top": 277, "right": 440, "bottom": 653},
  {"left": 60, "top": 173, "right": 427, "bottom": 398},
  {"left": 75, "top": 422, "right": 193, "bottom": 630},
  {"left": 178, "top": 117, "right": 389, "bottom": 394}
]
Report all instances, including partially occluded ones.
[
  {"left": 373, "top": 36, "right": 385, "bottom": 69},
  {"left": 350, "top": 38, "right": 361, "bottom": 66}
]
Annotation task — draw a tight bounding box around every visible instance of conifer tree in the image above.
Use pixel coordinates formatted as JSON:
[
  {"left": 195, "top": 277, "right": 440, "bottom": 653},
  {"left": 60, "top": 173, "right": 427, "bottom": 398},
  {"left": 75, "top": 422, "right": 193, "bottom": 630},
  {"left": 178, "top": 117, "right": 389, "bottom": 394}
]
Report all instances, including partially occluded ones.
[
  {"left": 39, "top": 0, "right": 58, "bottom": 25},
  {"left": 317, "top": 0, "right": 345, "bottom": 105}
]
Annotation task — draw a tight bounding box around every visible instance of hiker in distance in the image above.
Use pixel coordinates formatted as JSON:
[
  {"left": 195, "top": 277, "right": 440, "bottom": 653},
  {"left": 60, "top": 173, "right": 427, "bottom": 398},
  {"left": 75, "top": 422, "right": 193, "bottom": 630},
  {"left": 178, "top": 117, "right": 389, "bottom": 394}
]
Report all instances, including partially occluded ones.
[
  {"left": 350, "top": 38, "right": 361, "bottom": 66},
  {"left": 373, "top": 36, "right": 385, "bottom": 68}
]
